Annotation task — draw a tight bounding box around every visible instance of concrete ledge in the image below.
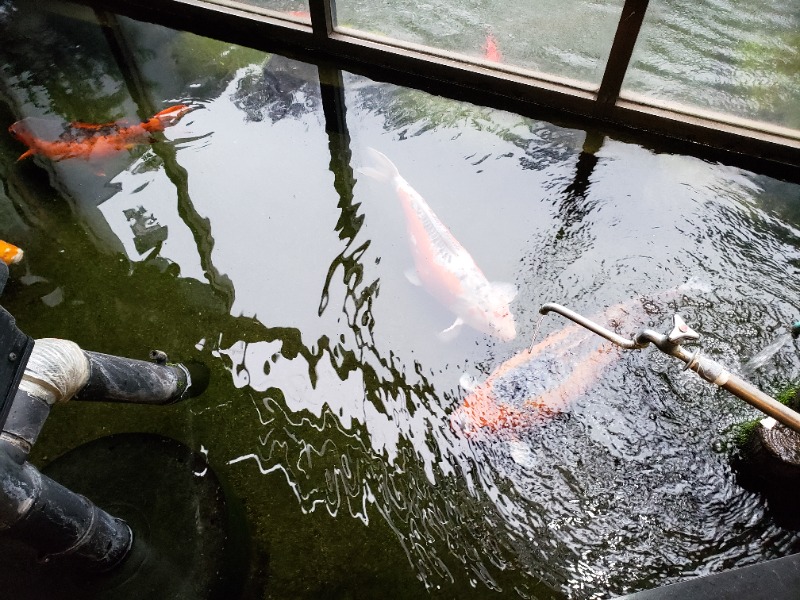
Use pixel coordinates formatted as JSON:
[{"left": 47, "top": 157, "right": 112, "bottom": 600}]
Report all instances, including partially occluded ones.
[{"left": 617, "top": 554, "right": 800, "bottom": 600}]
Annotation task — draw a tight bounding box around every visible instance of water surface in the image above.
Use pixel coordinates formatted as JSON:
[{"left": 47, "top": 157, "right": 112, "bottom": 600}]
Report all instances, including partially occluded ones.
[{"left": 1, "top": 2, "right": 800, "bottom": 599}]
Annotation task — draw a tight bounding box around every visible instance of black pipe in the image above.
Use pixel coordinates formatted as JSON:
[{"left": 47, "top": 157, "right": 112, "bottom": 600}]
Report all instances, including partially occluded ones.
[
  {"left": 0, "top": 262, "right": 7, "bottom": 296},
  {"left": 0, "top": 332, "right": 209, "bottom": 572},
  {"left": 73, "top": 351, "right": 191, "bottom": 405},
  {"left": 0, "top": 388, "right": 51, "bottom": 463},
  {"left": 0, "top": 449, "right": 132, "bottom": 571}
]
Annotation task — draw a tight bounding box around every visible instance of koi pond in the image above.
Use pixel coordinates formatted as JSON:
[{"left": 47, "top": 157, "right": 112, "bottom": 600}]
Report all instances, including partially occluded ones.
[{"left": 1, "top": 1, "right": 800, "bottom": 598}]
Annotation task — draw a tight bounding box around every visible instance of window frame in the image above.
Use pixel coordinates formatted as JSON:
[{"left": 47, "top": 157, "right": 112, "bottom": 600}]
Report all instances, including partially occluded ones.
[{"left": 85, "top": 0, "right": 800, "bottom": 177}]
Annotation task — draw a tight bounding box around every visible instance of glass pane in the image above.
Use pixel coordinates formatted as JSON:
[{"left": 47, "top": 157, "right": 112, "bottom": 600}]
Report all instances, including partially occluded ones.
[
  {"left": 336, "top": 0, "right": 625, "bottom": 85},
  {"left": 622, "top": 0, "right": 800, "bottom": 129}
]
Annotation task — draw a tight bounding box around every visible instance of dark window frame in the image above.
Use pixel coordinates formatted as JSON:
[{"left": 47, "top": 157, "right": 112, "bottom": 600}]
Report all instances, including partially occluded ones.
[{"left": 85, "top": 0, "right": 800, "bottom": 177}]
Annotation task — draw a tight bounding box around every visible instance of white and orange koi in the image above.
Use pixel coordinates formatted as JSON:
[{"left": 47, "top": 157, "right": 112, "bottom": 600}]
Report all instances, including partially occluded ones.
[
  {"left": 451, "top": 285, "right": 702, "bottom": 434},
  {"left": 361, "top": 148, "right": 517, "bottom": 341},
  {"left": 0, "top": 239, "right": 24, "bottom": 265}
]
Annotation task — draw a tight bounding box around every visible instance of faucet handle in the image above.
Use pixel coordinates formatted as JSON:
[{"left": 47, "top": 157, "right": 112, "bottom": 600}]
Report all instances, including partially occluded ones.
[{"left": 667, "top": 314, "right": 700, "bottom": 345}]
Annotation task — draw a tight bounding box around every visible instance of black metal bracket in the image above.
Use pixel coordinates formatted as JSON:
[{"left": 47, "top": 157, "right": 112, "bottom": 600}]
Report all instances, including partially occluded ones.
[{"left": 0, "top": 306, "right": 35, "bottom": 430}]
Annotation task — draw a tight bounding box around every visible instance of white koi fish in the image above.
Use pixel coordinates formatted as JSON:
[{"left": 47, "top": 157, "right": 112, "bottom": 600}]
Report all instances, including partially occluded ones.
[{"left": 361, "top": 148, "right": 517, "bottom": 341}]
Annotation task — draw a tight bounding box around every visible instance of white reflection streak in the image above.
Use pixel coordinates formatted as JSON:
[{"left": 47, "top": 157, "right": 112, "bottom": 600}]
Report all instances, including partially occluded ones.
[
  {"left": 215, "top": 335, "right": 520, "bottom": 588},
  {"left": 216, "top": 337, "right": 403, "bottom": 461},
  {"left": 194, "top": 444, "right": 209, "bottom": 477},
  {"left": 227, "top": 451, "right": 373, "bottom": 524}
]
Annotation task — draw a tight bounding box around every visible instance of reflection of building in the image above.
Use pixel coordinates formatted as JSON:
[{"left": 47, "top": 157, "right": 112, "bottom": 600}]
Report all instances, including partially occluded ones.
[{"left": 124, "top": 207, "right": 169, "bottom": 254}]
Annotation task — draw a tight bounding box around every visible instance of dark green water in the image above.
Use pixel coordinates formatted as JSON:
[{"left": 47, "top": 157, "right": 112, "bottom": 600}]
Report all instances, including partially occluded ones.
[{"left": 1, "top": 1, "right": 800, "bottom": 599}]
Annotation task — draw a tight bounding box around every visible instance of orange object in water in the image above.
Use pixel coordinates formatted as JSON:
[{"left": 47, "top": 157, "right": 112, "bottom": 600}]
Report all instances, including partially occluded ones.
[
  {"left": 8, "top": 105, "right": 192, "bottom": 162},
  {"left": 483, "top": 32, "right": 502, "bottom": 63},
  {"left": 451, "top": 286, "right": 696, "bottom": 435},
  {"left": 0, "top": 240, "right": 24, "bottom": 265}
]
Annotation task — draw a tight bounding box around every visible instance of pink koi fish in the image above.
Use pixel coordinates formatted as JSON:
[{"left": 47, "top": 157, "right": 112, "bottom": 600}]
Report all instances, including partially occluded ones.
[
  {"left": 362, "top": 148, "right": 517, "bottom": 341},
  {"left": 451, "top": 285, "right": 700, "bottom": 434}
]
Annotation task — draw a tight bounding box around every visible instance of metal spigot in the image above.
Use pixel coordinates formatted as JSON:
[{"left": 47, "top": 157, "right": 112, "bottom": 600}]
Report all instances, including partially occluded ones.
[{"left": 667, "top": 314, "right": 700, "bottom": 345}]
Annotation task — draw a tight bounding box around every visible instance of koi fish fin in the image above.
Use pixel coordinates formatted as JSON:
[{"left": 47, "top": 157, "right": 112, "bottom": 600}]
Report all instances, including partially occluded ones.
[
  {"left": 152, "top": 105, "right": 192, "bottom": 128},
  {"left": 404, "top": 268, "right": 422, "bottom": 286},
  {"left": 438, "top": 317, "right": 464, "bottom": 342},
  {"left": 358, "top": 147, "right": 400, "bottom": 183},
  {"left": 17, "top": 149, "right": 34, "bottom": 161},
  {"left": 490, "top": 282, "right": 518, "bottom": 304}
]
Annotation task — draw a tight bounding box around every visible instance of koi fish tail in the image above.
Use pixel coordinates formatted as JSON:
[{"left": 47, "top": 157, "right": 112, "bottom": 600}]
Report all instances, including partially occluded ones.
[
  {"left": 358, "top": 147, "right": 401, "bottom": 183},
  {"left": 146, "top": 104, "right": 192, "bottom": 132}
]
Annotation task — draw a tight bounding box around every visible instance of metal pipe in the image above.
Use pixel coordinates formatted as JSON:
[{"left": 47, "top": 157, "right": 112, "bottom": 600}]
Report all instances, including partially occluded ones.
[
  {"left": 539, "top": 302, "right": 645, "bottom": 349},
  {"left": 0, "top": 304, "right": 211, "bottom": 577},
  {"left": 1, "top": 339, "right": 196, "bottom": 463},
  {"left": 0, "top": 336, "right": 203, "bottom": 572},
  {"left": 539, "top": 302, "right": 800, "bottom": 434},
  {"left": 639, "top": 331, "right": 800, "bottom": 433}
]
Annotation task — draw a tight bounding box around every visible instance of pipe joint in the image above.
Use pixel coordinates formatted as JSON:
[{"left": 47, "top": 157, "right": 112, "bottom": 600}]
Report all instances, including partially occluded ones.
[{"left": 18, "top": 339, "right": 90, "bottom": 405}]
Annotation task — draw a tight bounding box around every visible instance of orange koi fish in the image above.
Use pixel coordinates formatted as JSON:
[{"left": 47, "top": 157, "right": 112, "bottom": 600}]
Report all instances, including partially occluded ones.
[
  {"left": 362, "top": 148, "right": 517, "bottom": 341},
  {"left": 8, "top": 105, "right": 192, "bottom": 162},
  {"left": 451, "top": 285, "right": 699, "bottom": 434},
  {"left": 0, "top": 240, "right": 24, "bottom": 265},
  {"left": 483, "top": 32, "right": 502, "bottom": 63}
]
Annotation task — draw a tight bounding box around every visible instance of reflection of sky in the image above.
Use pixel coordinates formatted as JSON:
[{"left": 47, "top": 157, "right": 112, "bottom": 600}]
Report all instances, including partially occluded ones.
[
  {"left": 28, "top": 61, "right": 800, "bottom": 594},
  {"left": 102, "top": 70, "right": 344, "bottom": 340},
  {"left": 101, "top": 159, "right": 207, "bottom": 281},
  {"left": 216, "top": 339, "right": 404, "bottom": 460}
]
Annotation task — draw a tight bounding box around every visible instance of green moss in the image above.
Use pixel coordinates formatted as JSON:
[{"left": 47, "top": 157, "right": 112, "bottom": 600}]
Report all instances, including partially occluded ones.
[
  {"left": 775, "top": 383, "right": 800, "bottom": 408},
  {"left": 730, "top": 382, "right": 800, "bottom": 450},
  {"left": 731, "top": 418, "right": 761, "bottom": 449}
]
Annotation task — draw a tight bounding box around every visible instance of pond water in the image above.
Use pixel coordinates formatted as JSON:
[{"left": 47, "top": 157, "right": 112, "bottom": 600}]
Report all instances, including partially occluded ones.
[{"left": 2, "top": 1, "right": 800, "bottom": 599}]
